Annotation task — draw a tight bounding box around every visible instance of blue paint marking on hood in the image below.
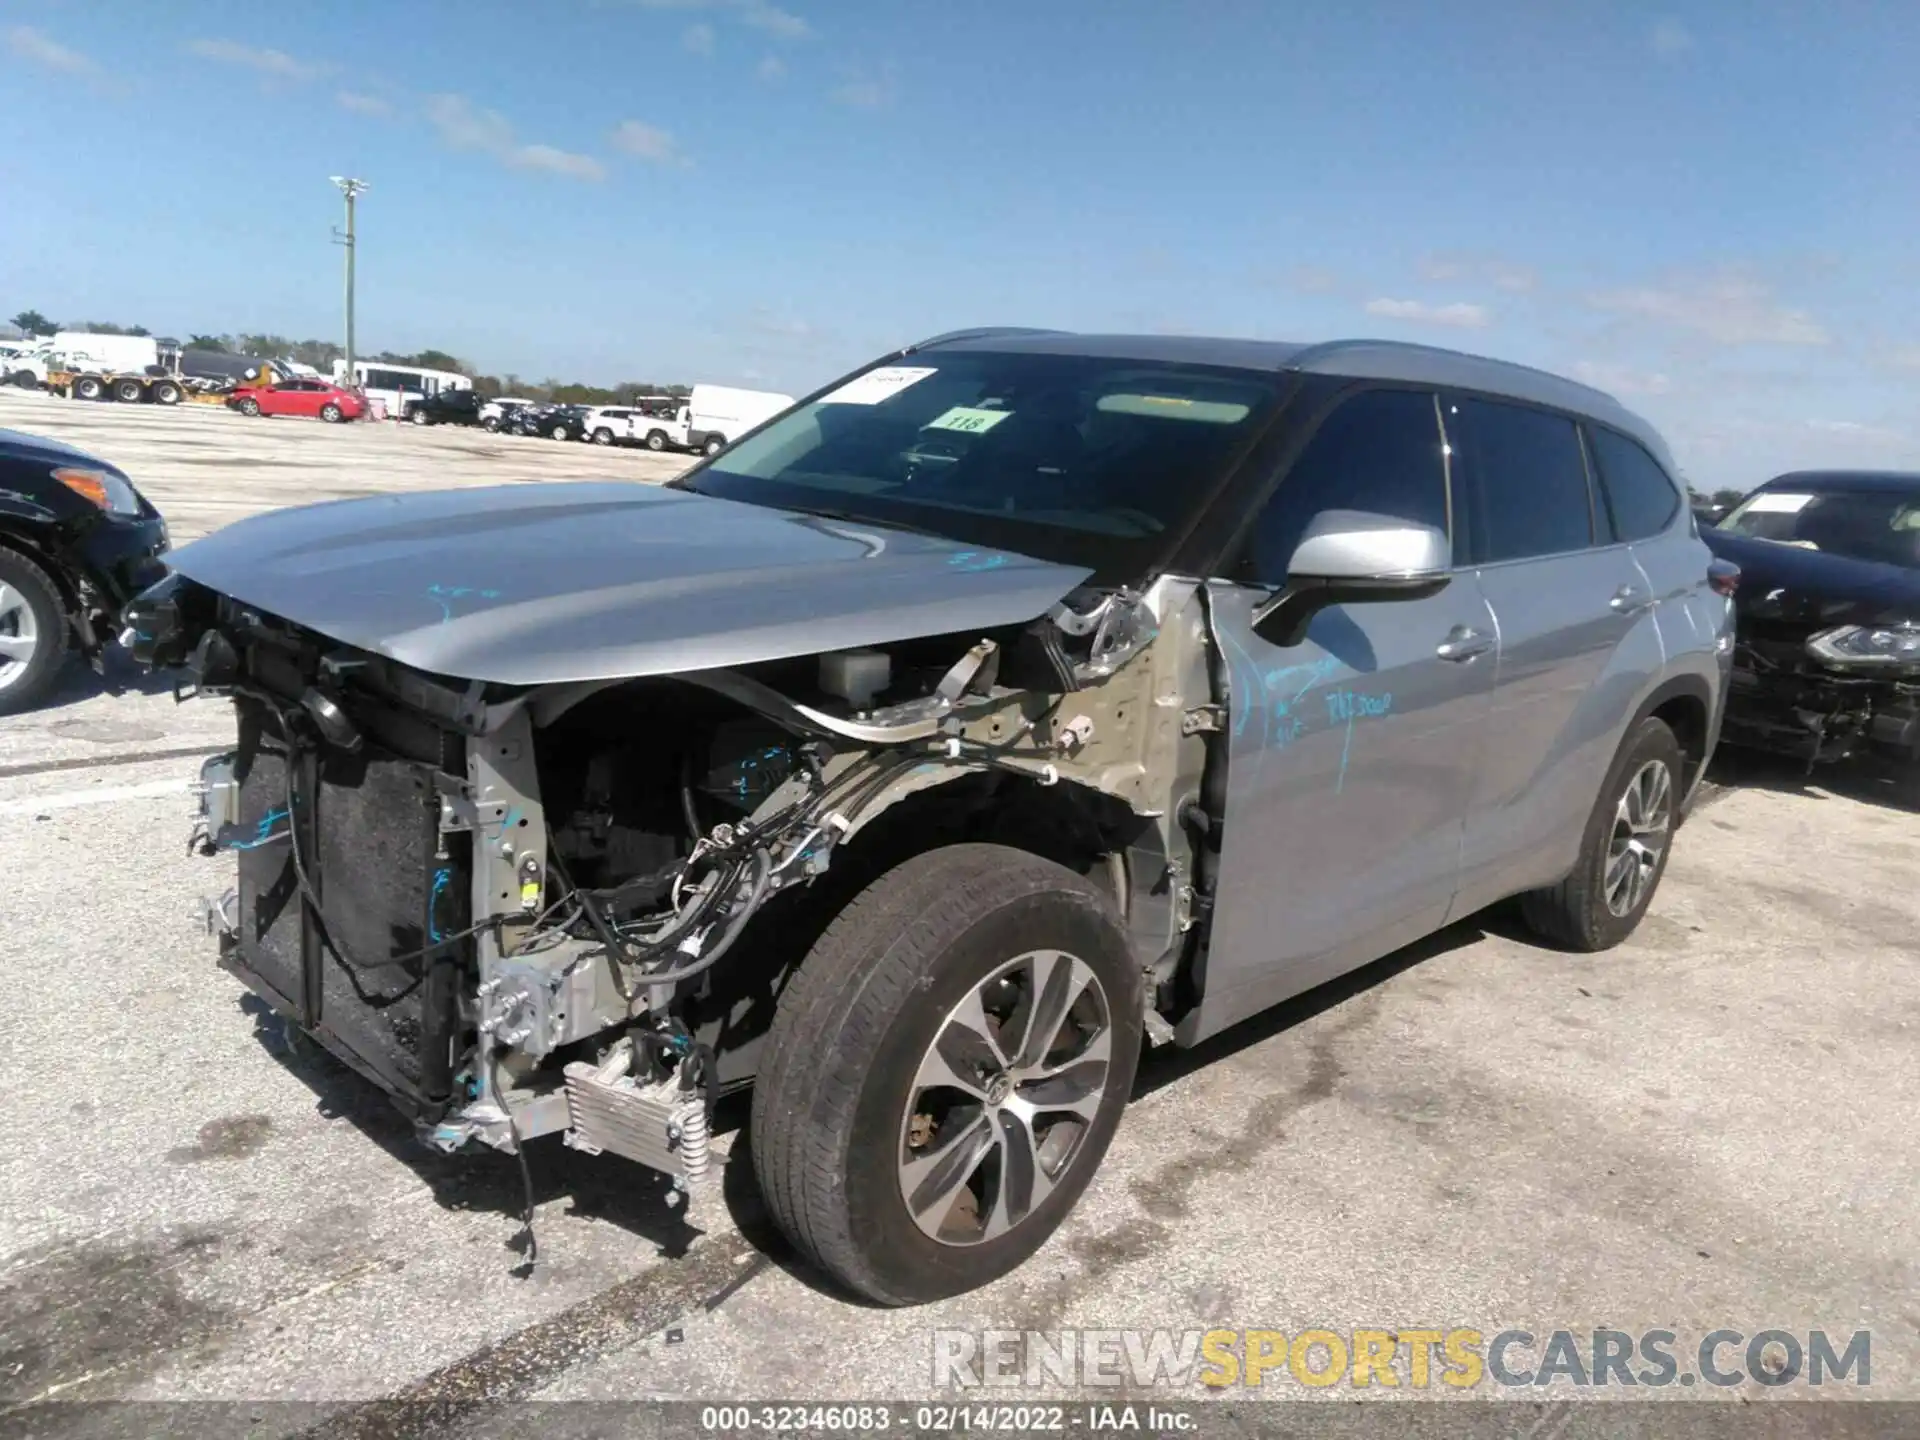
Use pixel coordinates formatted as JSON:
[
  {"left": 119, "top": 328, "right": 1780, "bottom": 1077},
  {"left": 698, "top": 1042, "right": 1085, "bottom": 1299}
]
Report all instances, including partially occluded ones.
[{"left": 165, "top": 481, "right": 1095, "bottom": 686}]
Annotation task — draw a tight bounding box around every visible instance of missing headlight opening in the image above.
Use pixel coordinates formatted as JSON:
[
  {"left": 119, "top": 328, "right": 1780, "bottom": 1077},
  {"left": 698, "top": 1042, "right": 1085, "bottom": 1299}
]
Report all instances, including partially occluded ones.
[{"left": 152, "top": 572, "right": 1210, "bottom": 1270}]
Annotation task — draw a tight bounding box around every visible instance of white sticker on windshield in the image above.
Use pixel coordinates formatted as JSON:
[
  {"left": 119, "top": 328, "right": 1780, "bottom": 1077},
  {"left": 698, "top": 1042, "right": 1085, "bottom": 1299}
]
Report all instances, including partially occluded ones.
[
  {"left": 818, "top": 366, "right": 938, "bottom": 406},
  {"left": 1743, "top": 492, "right": 1815, "bottom": 513},
  {"left": 924, "top": 405, "right": 1012, "bottom": 434}
]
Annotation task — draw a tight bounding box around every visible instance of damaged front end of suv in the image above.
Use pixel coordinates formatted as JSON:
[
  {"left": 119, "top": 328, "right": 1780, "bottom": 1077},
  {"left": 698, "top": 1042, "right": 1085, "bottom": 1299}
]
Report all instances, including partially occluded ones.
[{"left": 123, "top": 476, "right": 1218, "bottom": 1216}]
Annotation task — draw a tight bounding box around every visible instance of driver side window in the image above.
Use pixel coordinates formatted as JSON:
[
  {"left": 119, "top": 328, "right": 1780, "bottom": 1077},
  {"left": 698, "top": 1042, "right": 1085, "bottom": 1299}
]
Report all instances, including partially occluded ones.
[{"left": 1237, "top": 388, "right": 1450, "bottom": 585}]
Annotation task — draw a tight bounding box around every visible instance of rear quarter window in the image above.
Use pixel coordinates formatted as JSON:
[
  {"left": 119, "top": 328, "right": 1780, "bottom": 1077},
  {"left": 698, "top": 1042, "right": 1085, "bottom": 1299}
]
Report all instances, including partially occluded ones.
[{"left": 1589, "top": 427, "right": 1681, "bottom": 542}]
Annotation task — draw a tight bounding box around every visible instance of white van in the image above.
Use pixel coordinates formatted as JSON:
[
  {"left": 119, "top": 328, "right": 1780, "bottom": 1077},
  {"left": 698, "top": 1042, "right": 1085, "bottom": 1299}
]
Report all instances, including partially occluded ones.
[
  {"left": 683, "top": 384, "right": 795, "bottom": 456},
  {"left": 49, "top": 332, "right": 164, "bottom": 376}
]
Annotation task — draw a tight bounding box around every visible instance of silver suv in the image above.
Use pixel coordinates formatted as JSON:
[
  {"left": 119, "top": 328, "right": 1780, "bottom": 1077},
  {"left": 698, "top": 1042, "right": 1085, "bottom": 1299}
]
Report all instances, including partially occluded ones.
[{"left": 127, "top": 329, "right": 1733, "bottom": 1305}]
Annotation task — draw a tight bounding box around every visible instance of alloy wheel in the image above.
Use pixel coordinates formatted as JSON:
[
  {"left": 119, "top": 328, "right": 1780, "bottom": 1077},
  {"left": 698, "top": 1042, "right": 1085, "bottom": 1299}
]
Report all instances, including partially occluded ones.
[
  {"left": 1604, "top": 758, "right": 1672, "bottom": 917},
  {"left": 898, "top": 949, "right": 1112, "bottom": 1246},
  {"left": 0, "top": 582, "right": 42, "bottom": 694}
]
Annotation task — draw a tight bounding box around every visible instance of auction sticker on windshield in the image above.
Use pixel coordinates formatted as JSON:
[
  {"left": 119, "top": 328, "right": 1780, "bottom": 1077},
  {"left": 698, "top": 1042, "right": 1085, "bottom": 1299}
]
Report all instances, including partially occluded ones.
[
  {"left": 925, "top": 405, "right": 1012, "bottom": 434},
  {"left": 1744, "top": 492, "right": 1816, "bottom": 513},
  {"left": 820, "top": 366, "right": 938, "bottom": 405}
]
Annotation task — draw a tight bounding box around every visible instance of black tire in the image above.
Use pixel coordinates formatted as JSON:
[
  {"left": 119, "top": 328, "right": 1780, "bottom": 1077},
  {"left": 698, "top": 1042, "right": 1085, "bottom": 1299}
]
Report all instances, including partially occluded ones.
[
  {"left": 750, "top": 843, "right": 1143, "bottom": 1306},
  {"left": 645, "top": 429, "right": 668, "bottom": 451},
  {"left": 151, "top": 380, "right": 182, "bottom": 405},
  {"left": 482, "top": 417, "right": 501, "bottom": 432},
  {"left": 703, "top": 435, "right": 726, "bottom": 457},
  {"left": 592, "top": 427, "right": 616, "bottom": 445},
  {"left": 113, "top": 378, "right": 145, "bottom": 403},
  {"left": 0, "top": 548, "right": 72, "bottom": 716},
  {"left": 320, "top": 403, "right": 343, "bottom": 423},
  {"left": 11, "top": 370, "right": 38, "bottom": 389},
  {"left": 74, "top": 376, "right": 105, "bottom": 401},
  {"left": 238, "top": 397, "right": 261, "bottom": 417},
  {"left": 1520, "top": 717, "right": 1685, "bottom": 951},
  {"left": 550, "top": 423, "right": 571, "bottom": 441},
  {"left": 410, "top": 407, "right": 432, "bottom": 426}
]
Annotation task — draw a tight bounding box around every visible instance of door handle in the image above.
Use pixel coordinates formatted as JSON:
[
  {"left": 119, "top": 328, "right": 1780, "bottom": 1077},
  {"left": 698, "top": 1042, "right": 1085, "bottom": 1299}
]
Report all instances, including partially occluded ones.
[
  {"left": 1436, "top": 626, "right": 1493, "bottom": 662},
  {"left": 1610, "top": 584, "right": 1654, "bottom": 614}
]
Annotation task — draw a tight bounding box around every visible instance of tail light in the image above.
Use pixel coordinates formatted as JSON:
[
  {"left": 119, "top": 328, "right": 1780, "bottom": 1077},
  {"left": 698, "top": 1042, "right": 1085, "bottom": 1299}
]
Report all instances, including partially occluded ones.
[{"left": 1708, "top": 559, "right": 1740, "bottom": 597}]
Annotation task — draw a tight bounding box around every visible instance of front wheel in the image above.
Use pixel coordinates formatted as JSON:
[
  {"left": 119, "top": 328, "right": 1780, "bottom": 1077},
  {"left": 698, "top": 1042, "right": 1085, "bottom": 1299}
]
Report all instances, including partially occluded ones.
[
  {"left": 411, "top": 408, "right": 432, "bottom": 426},
  {"left": 702, "top": 435, "right": 726, "bottom": 457},
  {"left": 320, "top": 403, "right": 343, "bottom": 423},
  {"left": 550, "top": 423, "right": 571, "bottom": 441},
  {"left": 74, "top": 376, "right": 106, "bottom": 401},
  {"left": 592, "top": 427, "right": 615, "bottom": 445},
  {"left": 751, "top": 844, "right": 1142, "bottom": 1306},
  {"left": 0, "top": 548, "right": 70, "bottom": 716},
  {"left": 1520, "top": 716, "right": 1684, "bottom": 951},
  {"left": 237, "top": 397, "right": 261, "bottom": 417}
]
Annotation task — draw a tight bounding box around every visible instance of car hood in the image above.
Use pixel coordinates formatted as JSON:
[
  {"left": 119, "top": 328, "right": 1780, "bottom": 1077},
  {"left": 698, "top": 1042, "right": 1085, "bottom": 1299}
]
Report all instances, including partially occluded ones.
[
  {"left": 165, "top": 481, "right": 1094, "bottom": 686},
  {"left": 1704, "top": 528, "right": 1920, "bottom": 631}
]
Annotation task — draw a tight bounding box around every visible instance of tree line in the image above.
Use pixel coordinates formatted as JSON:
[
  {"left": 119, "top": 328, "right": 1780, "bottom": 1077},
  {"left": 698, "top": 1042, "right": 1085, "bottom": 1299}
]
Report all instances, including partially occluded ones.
[{"left": 7, "top": 310, "right": 688, "bottom": 407}]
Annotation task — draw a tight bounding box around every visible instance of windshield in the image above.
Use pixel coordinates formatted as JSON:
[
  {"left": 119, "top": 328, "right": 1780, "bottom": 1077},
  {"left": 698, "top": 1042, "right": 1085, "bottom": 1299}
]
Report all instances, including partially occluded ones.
[
  {"left": 1717, "top": 485, "right": 1920, "bottom": 569},
  {"left": 679, "top": 350, "right": 1285, "bottom": 572}
]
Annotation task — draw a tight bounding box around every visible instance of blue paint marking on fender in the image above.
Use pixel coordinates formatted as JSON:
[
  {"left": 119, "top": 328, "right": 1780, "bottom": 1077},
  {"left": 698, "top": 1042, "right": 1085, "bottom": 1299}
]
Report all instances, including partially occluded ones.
[
  {"left": 429, "top": 866, "right": 451, "bottom": 942},
  {"left": 427, "top": 583, "right": 505, "bottom": 625},
  {"left": 946, "top": 551, "right": 1011, "bottom": 573}
]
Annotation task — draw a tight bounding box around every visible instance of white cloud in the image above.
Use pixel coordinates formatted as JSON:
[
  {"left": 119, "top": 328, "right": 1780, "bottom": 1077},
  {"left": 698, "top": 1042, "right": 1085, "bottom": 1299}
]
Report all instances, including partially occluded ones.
[
  {"left": 511, "top": 144, "right": 607, "bottom": 181},
  {"left": 621, "top": 0, "right": 809, "bottom": 39},
  {"left": 7, "top": 25, "right": 102, "bottom": 77},
  {"left": 336, "top": 90, "right": 393, "bottom": 117},
  {"left": 1587, "top": 273, "right": 1830, "bottom": 347},
  {"left": 185, "top": 38, "right": 326, "bottom": 82},
  {"left": 1570, "top": 361, "right": 1673, "bottom": 397},
  {"left": 426, "top": 94, "right": 605, "bottom": 181},
  {"left": 683, "top": 22, "right": 716, "bottom": 54},
  {"left": 737, "top": 0, "right": 809, "bottom": 38},
  {"left": 757, "top": 53, "right": 787, "bottom": 80},
  {"left": 610, "top": 119, "right": 688, "bottom": 166},
  {"left": 1651, "top": 19, "right": 1694, "bottom": 58},
  {"left": 831, "top": 62, "right": 898, "bottom": 109},
  {"left": 1362, "top": 298, "right": 1492, "bottom": 329},
  {"left": 1416, "top": 252, "right": 1536, "bottom": 293}
]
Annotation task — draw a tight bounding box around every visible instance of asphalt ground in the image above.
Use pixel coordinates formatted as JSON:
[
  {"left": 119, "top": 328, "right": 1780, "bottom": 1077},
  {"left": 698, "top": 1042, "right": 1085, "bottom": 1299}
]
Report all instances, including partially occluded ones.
[{"left": 1, "top": 392, "right": 1914, "bottom": 1431}]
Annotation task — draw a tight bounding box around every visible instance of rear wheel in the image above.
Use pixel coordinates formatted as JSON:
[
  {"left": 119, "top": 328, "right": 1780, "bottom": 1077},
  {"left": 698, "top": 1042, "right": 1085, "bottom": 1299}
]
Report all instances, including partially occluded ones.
[
  {"left": 10, "top": 370, "right": 38, "bottom": 389},
  {"left": 645, "top": 429, "right": 668, "bottom": 451},
  {"left": 0, "top": 549, "right": 70, "bottom": 716},
  {"left": 411, "top": 408, "right": 432, "bottom": 426},
  {"left": 751, "top": 844, "right": 1142, "bottom": 1305},
  {"left": 550, "top": 423, "right": 571, "bottom": 441},
  {"left": 1520, "top": 717, "right": 1684, "bottom": 951},
  {"left": 74, "top": 376, "right": 105, "bottom": 401},
  {"left": 113, "top": 378, "right": 145, "bottom": 403},
  {"left": 592, "top": 427, "right": 615, "bottom": 445},
  {"left": 703, "top": 434, "right": 726, "bottom": 457},
  {"left": 151, "top": 380, "right": 182, "bottom": 405},
  {"left": 320, "top": 403, "right": 344, "bottom": 423},
  {"left": 237, "top": 397, "right": 261, "bottom": 417},
  {"left": 482, "top": 416, "right": 501, "bottom": 432}
]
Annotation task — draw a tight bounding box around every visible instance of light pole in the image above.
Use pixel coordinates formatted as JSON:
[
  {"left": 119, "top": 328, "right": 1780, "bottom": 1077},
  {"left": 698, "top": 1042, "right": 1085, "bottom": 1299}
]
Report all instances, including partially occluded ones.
[{"left": 329, "top": 177, "right": 368, "bottom": 382}]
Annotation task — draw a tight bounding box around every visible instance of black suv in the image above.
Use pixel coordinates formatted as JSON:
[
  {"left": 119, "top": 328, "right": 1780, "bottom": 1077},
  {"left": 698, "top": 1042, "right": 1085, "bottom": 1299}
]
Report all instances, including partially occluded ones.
[
  {"left": 405, "top": 389, "right": 485, "bottom": 427},
  {"left": 0, "top": 427, "right": 170, "bottom": 712}
]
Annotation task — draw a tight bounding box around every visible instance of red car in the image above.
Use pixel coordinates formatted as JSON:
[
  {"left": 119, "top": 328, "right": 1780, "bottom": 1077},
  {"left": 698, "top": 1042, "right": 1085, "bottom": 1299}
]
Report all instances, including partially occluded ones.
[{"left": 229, "top": 378, "right": 367, "bottom": 423}]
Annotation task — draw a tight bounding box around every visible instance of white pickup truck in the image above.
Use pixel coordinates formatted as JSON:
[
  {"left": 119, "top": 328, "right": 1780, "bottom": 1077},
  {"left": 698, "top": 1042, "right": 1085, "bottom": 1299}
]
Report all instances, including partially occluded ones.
[{"left": 609, "top": 385, "right": 796, "bottom": 455}]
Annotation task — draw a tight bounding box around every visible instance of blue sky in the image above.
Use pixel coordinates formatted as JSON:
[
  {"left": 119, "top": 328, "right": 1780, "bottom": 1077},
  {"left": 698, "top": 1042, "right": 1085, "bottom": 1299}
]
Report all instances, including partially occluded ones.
[{"left": 4, "top": 0, "right": 1917, "bottom": 490}]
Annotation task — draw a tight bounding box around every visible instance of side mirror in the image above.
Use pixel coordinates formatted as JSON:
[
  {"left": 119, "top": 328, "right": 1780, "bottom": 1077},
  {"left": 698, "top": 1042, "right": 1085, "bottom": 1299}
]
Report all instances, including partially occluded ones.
[{"left": 1251, "top": 508, "right": 1452, "bottom": 647}]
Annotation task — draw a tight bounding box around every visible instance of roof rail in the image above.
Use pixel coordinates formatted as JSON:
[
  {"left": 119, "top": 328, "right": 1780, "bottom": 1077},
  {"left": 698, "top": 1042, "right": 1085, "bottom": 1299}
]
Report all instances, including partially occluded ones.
[{"left": 901, "top": 326, "right": 1070, "bottom": 353}]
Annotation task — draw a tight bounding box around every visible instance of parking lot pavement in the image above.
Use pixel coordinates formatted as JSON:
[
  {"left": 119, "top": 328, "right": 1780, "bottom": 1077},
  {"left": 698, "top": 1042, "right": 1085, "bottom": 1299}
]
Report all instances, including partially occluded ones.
[
  {"left": 0, "top": 388, "right": 688, "bottom": 545},
  {"left": 0, "top": 405, "right": 1914, "bottom": 1421}
]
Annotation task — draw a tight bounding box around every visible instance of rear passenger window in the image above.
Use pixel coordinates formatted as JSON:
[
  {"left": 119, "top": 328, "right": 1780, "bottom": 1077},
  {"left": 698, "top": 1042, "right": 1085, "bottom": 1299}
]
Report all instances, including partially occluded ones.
[
  {"left": 1446, "top": 397, "right": 1593, "bottom": 563},
  {"left": 1589, "top": 427, "right": 1680, "bottom": 541},
  {"left": 1239, "top": 389, "right": 1450, "bottom": 585}
]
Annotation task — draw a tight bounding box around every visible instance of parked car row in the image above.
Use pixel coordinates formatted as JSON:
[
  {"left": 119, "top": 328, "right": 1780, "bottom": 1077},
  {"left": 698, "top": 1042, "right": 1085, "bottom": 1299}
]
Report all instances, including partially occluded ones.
[{"left": 401, "top": 383, "right": 796, "bottom": 458}]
